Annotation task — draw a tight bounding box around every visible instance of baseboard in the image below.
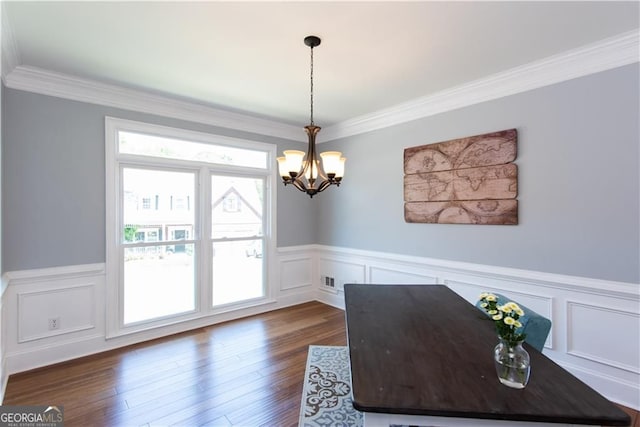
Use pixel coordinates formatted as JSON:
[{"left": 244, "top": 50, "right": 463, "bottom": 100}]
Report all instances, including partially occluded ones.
[
  {"left": 1, "top": 249, "right": 317, "bottom": 376},
  {"left": 0, "top": 356, "right": 6, "bottom": 403},
  {"left": 311, "top": 244, "right": 640, "bottom": 410},
  {"left": 315, "top": 288, "right": 344, "bottom": 310},
  {"left": 1, "top": 274, "right": 7, "bottom": 403},
  {"left": 3, "top": 285, "right": 315, "bottom": 375},
  {"left": 2, "top": 247, "right": 637, "bottom": 410},
  {"left": 561, "top": 361, "right": 640, "bottom": 410}
]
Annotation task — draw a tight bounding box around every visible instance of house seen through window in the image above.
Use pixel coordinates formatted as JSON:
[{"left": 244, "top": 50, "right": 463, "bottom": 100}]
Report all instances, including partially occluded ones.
[{"left": 106, "top": 118, "right": 274, "bottom": 335}]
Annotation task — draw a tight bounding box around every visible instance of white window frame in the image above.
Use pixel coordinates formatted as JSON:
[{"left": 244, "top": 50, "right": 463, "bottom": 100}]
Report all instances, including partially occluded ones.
[{"left": 105, "top": 117, "right": 277, "bottom": 338}]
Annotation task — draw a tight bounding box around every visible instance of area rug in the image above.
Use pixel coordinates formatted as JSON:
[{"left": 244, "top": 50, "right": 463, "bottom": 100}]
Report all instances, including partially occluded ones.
[{"left": 299, "top": 345, "right": 364, "bottom": 426}]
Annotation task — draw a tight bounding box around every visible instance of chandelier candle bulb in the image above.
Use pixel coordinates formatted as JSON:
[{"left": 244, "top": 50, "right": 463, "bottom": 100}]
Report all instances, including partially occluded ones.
[
  {"left": 283, "top": 150, "right": 305, "bottom": 176},
  {"left": 304, "top": 160, "right": 320, "bottom": 180},
  {"left": 276, "top": 157, "right": 289, "bottom": 180},
  {"left": 336, "top": 157, "right": 346, "bottom": 178},
  {"left": 320, "top": 151, "right": 342, "bottom": 176}
]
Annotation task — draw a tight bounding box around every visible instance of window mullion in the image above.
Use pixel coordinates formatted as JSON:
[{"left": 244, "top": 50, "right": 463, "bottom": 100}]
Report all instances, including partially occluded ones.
[{"left": 200, "top": 166, "right": 212, "bottom": 314}]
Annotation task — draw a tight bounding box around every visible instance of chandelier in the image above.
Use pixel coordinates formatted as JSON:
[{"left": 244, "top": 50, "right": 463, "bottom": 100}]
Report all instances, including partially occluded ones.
[{"left": 277, "top": 35, "right": 345, "bottom": 198}]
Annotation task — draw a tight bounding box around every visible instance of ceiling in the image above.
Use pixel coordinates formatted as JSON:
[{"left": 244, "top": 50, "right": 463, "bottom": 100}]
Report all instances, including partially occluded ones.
[{"left": 2, "top": 1, "right": 639, "bottom": 128}]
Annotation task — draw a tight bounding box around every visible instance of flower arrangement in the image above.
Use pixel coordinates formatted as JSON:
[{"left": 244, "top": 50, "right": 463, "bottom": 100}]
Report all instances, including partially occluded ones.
[{"left": 478, "top": 293, "right": 526, "bottom": 346}]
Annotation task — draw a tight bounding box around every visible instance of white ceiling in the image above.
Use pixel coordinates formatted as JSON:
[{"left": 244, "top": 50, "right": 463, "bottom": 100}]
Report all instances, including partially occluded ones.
[{"left": 2, "top": 1, "right": 639, "bottom": 128}]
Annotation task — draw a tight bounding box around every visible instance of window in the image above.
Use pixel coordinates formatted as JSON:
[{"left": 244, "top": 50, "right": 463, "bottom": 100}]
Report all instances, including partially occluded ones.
[
  {"left": 106, "top": 118, "right": 276, "bottom": 337},
  {"left": 141, "top": 197, "right": 151, "bottom": 210}
]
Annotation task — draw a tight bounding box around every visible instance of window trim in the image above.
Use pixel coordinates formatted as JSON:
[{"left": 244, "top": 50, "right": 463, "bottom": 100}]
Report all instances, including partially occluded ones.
[{"left": 105, "top": 117, "right": 277, "bottom": 339}]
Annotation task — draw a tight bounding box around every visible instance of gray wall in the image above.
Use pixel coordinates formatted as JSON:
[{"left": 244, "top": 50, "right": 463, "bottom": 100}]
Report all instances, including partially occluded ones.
[
  {"left": 3, "top": 64, "right": 638, "bottom": 283},
  {"left": 1, "top": 88, "right": 315, "bottom": 272},
  {"left": 318, "top": 64, "right": 639, "bottom": 283}
]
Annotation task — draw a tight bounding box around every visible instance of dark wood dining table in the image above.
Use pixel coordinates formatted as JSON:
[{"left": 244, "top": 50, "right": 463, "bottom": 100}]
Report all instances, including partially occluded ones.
[{"left": 344, "top": 284, "right": 631, "bottom": 427}]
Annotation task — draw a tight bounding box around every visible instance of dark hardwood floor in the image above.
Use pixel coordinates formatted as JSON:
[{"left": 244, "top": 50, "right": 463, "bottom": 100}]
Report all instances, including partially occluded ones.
[
  {"left": 3, "top": 301, "right": 638, "bottom": 426},
  {"left": 3, "top": 302, "right": 347, "bottom": 426}
]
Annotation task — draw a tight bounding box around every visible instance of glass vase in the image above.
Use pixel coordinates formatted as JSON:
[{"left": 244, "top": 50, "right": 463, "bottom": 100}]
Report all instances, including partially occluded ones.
[{"left": 494, "top": 338, "right": 530, "bottom": 389}]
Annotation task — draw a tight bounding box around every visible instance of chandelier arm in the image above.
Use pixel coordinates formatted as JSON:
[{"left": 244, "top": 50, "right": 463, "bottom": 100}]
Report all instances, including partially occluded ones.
[
  {"left": 291, "top": 177, "right": 309, "bottom": 193},
  {"left": 316, "top": 179, "right": 334, "bottom": 193}
]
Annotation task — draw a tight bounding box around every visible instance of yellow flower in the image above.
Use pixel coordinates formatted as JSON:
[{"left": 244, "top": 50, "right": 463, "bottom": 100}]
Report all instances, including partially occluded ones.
[
  {"left": 514, "top": 320, "right": 523, "bottom": 328},
  {"left": 479, "top": 292, "right": 489, "bottom": 299},
  {"left": 506, "top": 302, "right": 520, "bottom": 311},
  {"left": 480, "top": 302, "right": 488, "bottom": 308},
  {"left": 492, "top": 313, "right": 503, "bottom": 321},
  {"left": 499, "top": 305, "right": 512, "bottom": 313},
  {"left": 504, "top": 317, "right": 516, "bottom": 326},
  {"left": 486, "top": 294, "right": 497, "bottom": 302},
  {"left": 488, "top": 310, "right": 498, "bottom": 315},
  {"left": 515, "top": 308, "right": 524, "bottom": 316}
]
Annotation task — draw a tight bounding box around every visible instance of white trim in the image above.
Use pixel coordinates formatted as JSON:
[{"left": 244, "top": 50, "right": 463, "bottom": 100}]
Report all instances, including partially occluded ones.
[
  {"left": 0, "top": 247, "right": 638, "bottom": 409},
  {"left": 3, "top": 263, "right": 105, "bottom": 285},
  {"left": 17, "top": 284, "right": 96, "bottom": 343},
  {"left": 309, "top": 243, "right": 639, "bottom": 410},
  {"left": 4, "top": 65, "right": 302, "bottom": 141},
  {"left": 561, "top": 360, "right": 640, "bottom": 412},
  {"left": 313, "top": 244, "right": 639, "bottom": 300},
  {"left": 566, "top": 300, "right": 640, "bottom": 374},
  {"left": 277, "top": 244, "right": 317, "bottom": 255},
  {"left": 320, "top": 30, "right": 640, "bottom": 142},
  {"left": 2, "top": 31, "right": 638, "bottom": 144},
  {"left": 1, "top": 255, "right": 315, "bottom": 375},
  {"left": 1, "top": 3, "right": 20, "bottom": 79},
  {"left": 279, "top": 257, "right": 313, "bottom": 291},
  {"left": 105, "top": 117, "right": 278, "bottom": 338},
  {"left": 0, "top": 281, "right": 6, "bottom": 404},
  {"left": 3, "top": 291, "right": 314, "bottom": 375}
]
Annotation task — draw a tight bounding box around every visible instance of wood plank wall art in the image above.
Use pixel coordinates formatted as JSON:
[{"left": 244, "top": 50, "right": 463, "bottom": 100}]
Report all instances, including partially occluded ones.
[{"left": 404, "top": 129, "right": 518, "bottom": 225}]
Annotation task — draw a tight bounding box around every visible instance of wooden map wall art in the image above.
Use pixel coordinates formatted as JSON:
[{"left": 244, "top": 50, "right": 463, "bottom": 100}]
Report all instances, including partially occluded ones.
[{"left": 403, "top": 129, "right": 518, "bottom": 225}]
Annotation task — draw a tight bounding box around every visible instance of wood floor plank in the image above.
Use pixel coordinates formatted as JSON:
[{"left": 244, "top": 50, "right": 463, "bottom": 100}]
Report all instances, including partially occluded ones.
[
  {"left": 4, "top": 302, "right": 345, "bottom": 426},
  {"left": 3, "top": 301, "right": 635, "bottom": 426}
]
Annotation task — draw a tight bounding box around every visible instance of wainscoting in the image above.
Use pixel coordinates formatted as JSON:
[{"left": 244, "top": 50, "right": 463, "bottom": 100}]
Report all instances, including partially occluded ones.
[
  {"left": 0, "top": 247, "right": 317, "bottom": 401},
  {"left": 1, "top": 244, "right": 638, "bottom": 410},
  {"left": 312, "top": 245, "right": 640, "bottom": 410}
]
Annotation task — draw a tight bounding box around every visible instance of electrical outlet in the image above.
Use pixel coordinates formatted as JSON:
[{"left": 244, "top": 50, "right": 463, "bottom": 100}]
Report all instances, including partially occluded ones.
[{"left": 48, "top": 317, "right": 60, "bottom": 331}]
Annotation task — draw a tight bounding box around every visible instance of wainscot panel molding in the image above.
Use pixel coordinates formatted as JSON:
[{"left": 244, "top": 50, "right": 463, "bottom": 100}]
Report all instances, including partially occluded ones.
[
  {"left": 1, "top": 247, "right": 637, "bottom": 410},
  {"left": 566, "top": 301, "right": 639, "bottom": 374},
  {"left": 18, "top": 283, "right": 96, "bottom": 343},
  {"left": 277, "top": 245, "right": 314, "bottom": 292},
  {"left": 1, "top": 249, "right": 316, "bottom": 378},
  {"left": 311, "top": 244, "right": 640, "bottom": 410}
]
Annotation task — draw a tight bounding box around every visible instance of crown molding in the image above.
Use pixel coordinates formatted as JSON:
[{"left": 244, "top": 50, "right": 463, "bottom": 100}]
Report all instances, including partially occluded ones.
[
  {"left": 321, "top": 29, "right": 640, "bottom": 142},
  {"left": 3, "top": 65, "right": 303, "bottom": 142},
  {"left": 2, "top": 29, "right": 638, "bottom": 143},
  {"left": 1, "top": 3, "right": 20, "bottom": 78}
]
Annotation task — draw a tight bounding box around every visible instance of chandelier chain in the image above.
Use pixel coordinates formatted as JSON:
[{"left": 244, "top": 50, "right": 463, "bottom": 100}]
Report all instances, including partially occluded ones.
[{"left": 310, "top": 44, "right": 314, "bottom": 125}]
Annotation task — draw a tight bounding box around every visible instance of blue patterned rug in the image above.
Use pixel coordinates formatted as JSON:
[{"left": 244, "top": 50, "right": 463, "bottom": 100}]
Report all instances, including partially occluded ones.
[{"left": 299, "top": 345, "right": 364, "bottom": 426}]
